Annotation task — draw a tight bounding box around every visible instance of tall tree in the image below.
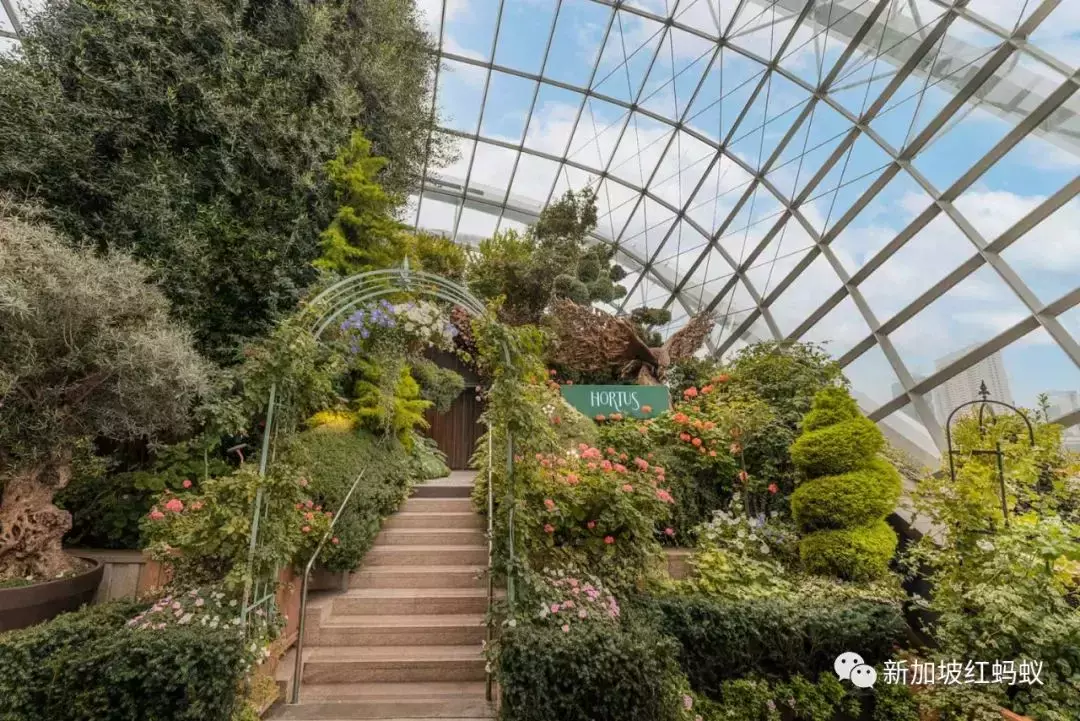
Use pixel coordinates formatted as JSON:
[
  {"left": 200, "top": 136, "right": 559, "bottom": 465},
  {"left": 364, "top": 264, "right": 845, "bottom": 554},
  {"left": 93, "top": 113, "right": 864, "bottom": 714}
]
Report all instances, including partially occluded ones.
[{"left": 0, "top": 0, "right": 445, "bottom": 358}]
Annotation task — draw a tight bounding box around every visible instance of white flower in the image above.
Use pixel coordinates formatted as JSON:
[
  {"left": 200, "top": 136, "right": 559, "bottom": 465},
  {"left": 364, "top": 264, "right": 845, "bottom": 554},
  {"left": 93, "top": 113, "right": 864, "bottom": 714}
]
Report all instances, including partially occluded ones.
[{"left": 178, "top": 613, "right": 193, "bottom": 625}]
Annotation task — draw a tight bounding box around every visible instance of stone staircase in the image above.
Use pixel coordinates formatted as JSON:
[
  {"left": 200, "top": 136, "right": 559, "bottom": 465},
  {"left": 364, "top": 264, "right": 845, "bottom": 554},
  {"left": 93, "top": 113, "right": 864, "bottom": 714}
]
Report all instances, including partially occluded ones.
[{"left": 274, "top": 473, "right": 494, "bottom": 720}]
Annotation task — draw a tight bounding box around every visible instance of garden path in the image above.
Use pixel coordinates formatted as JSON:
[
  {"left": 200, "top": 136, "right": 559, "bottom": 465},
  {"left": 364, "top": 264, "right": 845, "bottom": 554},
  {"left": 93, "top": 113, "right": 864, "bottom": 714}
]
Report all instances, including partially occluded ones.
[{"left": 273, "top": 471, "right": 494, "bottom": 720}]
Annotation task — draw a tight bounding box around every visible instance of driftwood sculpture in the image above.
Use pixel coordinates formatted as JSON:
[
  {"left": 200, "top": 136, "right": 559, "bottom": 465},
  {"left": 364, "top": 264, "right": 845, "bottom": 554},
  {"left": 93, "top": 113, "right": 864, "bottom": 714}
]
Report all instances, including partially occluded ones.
[{"left": 547, "top": 299, "right": 715, "bottom": 385}]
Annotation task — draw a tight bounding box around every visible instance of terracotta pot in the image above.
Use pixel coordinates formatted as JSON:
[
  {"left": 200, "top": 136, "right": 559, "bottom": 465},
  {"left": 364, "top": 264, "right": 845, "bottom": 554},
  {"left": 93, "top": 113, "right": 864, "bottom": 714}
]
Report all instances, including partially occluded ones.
[{"left": 0, "top": 556, "right": 104, "bottom": 632}]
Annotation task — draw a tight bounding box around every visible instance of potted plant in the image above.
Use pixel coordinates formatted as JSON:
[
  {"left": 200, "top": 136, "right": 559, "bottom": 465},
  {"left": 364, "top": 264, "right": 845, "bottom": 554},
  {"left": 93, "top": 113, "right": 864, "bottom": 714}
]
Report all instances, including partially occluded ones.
[{"left": 0, "top": 213, "right": 210, "bottom": 630}]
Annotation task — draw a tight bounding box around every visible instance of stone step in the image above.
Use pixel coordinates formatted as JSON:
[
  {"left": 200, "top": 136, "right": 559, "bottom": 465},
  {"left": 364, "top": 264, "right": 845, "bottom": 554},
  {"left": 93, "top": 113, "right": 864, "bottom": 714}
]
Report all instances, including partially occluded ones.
[
  {"left": 383, "top": 512, "right": 484, "bottom": 530},
  {"left": 410, "top": 484, "right": 472, "bottom": 499},
  {"left": 275, "top": 682, "right": 492, "bottom": 719},
  {"left": 314, "top": 614, "right": 486, "bottom": 647},
  {"left": 401, "top": 498, "right": 473, "bottom": 514},
  {"left": 333, "top": 588, "right": 490, "bottom": 616},
  {"left": 364, "top": 545, "right": 487, "bottom": 567},
  {"left": 302, "top": 646, "right": 486, "bottom": 684},
  {"left": 350, "top": 566, "right": 486, "bottom": 590},
  {"left": 375, "top": 529, "right": 487, "bottom": 546}
]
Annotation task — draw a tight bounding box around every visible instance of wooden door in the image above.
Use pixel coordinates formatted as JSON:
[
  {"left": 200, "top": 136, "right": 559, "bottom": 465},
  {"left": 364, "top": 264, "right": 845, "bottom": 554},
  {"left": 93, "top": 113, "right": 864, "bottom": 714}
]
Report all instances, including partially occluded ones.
[{"left": 425, "top": 391, "right": 484, "bottom": 470}]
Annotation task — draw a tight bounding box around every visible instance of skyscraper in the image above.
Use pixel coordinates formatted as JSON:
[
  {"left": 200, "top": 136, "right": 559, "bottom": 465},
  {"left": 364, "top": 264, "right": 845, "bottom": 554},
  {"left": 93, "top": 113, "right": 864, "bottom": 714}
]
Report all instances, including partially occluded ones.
[{"left": 931, "top": 346, "right": 1013, "bottom": 425}]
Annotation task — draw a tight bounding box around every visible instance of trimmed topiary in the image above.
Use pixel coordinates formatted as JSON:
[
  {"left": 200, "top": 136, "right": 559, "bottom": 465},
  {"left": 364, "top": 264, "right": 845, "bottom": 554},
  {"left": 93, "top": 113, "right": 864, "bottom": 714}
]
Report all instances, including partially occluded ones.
[
  {"left": 798, "top": 520, "right": 899, "bottom": 582},
  {"left": 790, "top": 458, "right": 902, "bottom": 532},
  {"left": 790, "top": 387, "right": 900, "bottom": 581}
]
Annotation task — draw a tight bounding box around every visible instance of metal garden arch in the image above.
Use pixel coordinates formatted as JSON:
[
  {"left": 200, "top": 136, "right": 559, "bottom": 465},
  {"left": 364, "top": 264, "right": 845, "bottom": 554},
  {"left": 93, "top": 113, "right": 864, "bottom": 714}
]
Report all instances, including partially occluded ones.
[{"left": 239, "top": 264, "right": 518, "bottom": 682}]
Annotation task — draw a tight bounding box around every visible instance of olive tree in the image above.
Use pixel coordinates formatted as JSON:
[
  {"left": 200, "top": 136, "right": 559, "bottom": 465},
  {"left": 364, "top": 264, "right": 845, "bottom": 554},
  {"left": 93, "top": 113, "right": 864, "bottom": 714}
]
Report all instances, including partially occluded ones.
[{"left": 0, "top": 215, "right": 212, "bottom": 580}]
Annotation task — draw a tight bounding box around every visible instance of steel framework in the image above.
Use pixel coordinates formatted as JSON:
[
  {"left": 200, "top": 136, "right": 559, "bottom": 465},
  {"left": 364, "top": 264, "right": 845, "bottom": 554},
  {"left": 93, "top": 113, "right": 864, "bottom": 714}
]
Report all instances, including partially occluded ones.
[
  {"left": 5, "top": 0, "right": 1079, "bottom": 458},
  {"left": 408, "top": 0, "right": 1080, "bottom": 458}
]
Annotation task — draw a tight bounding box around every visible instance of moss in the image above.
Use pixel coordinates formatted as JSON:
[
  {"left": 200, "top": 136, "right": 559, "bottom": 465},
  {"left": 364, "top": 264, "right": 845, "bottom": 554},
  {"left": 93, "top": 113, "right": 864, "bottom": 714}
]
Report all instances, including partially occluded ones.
[
  {"left": 799, "top": 520, "right": 898, "bottom": 582},
  {"left": 790, "top": 415, "right": 884, "bottom": 477},
  {"left": 791, "top": 458, "right": 902, "bottom": 533}
]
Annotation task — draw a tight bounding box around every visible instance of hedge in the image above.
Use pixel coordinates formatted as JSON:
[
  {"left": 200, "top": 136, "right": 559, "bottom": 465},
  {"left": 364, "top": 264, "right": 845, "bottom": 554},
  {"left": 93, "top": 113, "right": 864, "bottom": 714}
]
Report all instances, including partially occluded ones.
[
  {"left": 0, "top": 601, "right": 248, "bottom": 721},
  {"left": 287, "top": 427, "right": 423, "bottom": 572},
  {"left": 635, "top": 594, "right": 907, "bottom": 698},
  {"left": 497, "top": 620, "right": 684, "bottom": 721}
]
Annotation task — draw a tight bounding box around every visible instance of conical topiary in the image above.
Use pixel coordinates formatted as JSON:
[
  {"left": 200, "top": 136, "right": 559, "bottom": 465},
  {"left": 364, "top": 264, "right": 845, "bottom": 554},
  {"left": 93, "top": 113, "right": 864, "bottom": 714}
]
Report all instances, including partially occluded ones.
[{"left": 789, "top": 386, "right": 901, "bottom": 581}]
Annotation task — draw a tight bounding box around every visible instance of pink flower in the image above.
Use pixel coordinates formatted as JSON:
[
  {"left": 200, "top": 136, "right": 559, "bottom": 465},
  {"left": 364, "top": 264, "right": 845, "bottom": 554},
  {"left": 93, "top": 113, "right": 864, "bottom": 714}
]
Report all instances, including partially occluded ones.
[
  {"left": 691, "top": 437, "right": 702, "bottom": 447},
  {"left": 331, "top": 537, "right": 340, "bottom": 545},
  {"left": 679, "top": 432, "right": 691, "bottom": 442},
  {"left": 544, "top": 524, "right": 555, "bottom": 534},
  {"left": 595, "top": 414, "right": 606, "bottom": 422},
  {"left": 578, "top": 443, "right": 588, "bottom": 451},
  {"left": 621, "top": 483, "right": 634, "bottom": 493},
  {"left": 299, "top": 478, "right": 309, "bottom": 488},
  {"left": 305, "top": 500, "right": 314, "bottom": 509},
  {"left": 737, "top": 470, "right": 749, "bottom": 483},
  {"left": 190, "top": 501, "right": 204, "bottom": 511},
  {"left": 600, "top": 460, "right": 613, "bottom": 472},
  {"left": 305, "top": 512, "right": 314, "bottom": 521},
  {"left": 325, "top": 511, "right": 333, "bottom": 518},
  {"left": 614, "top": 463, "right": 628, "bottom": 474},
  {"left": 656, "top": 489, "right": 674, "bottom": 504},
  {"left": 563, "top": 600, "right": 575, "bottom": 609},
  {"left": 768, "top": 483, "right": 779, "bottom": 495},
  {"left": 540, "top": 459, "right": 551, "bottom": 468},
  {"left": 604, "top": 536, "right": 615, "bottom": 545},
  {"left": 561, "top": 624, "right": 570, "bottom": 633},
  {"left": 587, "top": 521, "right": 596, "bottom": 529},
  {"left": 181, "top": 479, "right": 192, "bottom": 489},
  {"left": 641, "top": 405, "right": 652, "bottom": 414},
  {"left": 587, "top": 462, "right": 597, "bottom": 470},
  {"left": 606, "top": 447, "right": 616, "bottom": 456},
  {"left": 302, "top": 525, "right": 311, "bottom": 533},
  {"left": 683, "top": 694, "right": 694, "bottom": 710},
  {"left": 149, "top": 510, "right": 165, "bottom": 521},
  {"left": 551, "top": 603, "right": 560, "bottom": 613},
  {"left": 566, "top": 473, "right": 579, "bottom": 485},
  {"left": 295, "top": 503, "right": 302, "bottom": 510},
  {"left": 664, "top": 527, "right": 675, "bottom": 537},
  {"left": 683, "top": 387, "right": 699, "bottom": 398},
  {"left": 634, "top": 458, "right": 649, "bottom": 470},
  {"left": 578, "top": 610, "right": 587, "bottom": 619},
  {"left": 544, "top": 498, "right": 556, "bottom": 511},
  {"left": 164, "top": 498, "right": 184, "bottom": 513}
]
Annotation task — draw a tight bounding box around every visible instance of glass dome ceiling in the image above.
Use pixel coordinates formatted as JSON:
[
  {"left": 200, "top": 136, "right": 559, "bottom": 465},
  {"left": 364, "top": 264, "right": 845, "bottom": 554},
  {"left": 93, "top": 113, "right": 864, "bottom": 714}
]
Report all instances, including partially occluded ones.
[{"left": 4, "top": 0, "right": 1080, "bottom": 461}]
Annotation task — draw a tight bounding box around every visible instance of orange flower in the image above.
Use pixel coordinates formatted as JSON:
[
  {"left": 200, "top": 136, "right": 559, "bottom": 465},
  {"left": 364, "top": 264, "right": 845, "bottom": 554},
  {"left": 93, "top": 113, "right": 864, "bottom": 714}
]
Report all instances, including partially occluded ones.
[
  {"left": 679, "top": 432, "right": 691, "bottom": 442},
  {"left": 691, "top": 437, "right": 702, "bottom": 447},
  {"left": 595, "top": 414, "right": 606, "bottom": 422},
  {"left": 673, "top": 412, "right": 690, "bottom": 424},
  {"left": 701, "top": 384, "right": 714, "bottom": 394},
  {"left": 641, "top": 405, "right": 653, "bottom": 414},
  {"left": 737, "top": 469, "right": 749, "bottom": 483},
  {"left": 708, "top": 450, "right": 717, "bottom": 457},
  {"left": 683, "top": 387, "right": 699, "bottom": 398},
  {"left": 715, "top": 373, "right": 730, "bottom": 383}
]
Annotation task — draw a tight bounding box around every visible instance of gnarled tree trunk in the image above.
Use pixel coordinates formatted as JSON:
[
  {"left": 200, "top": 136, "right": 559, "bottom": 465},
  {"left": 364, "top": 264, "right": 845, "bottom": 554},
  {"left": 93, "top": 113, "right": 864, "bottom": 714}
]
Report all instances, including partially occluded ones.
[{"left": 0, "top": 454, "right": 74, "bottom": 581}]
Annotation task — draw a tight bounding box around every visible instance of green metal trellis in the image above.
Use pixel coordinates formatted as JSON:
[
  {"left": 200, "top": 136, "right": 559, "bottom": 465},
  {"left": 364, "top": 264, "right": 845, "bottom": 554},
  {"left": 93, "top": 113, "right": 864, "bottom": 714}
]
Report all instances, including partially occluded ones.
[{"left": 238, "top": 263, "right": 517, "bottom": 701}]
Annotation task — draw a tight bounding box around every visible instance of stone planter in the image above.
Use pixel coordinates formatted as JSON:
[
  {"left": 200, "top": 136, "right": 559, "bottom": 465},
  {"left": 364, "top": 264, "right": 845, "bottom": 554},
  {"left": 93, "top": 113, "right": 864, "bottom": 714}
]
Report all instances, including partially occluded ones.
[{"left": 0, "top": 556, "right": 103, "bottom": 632}]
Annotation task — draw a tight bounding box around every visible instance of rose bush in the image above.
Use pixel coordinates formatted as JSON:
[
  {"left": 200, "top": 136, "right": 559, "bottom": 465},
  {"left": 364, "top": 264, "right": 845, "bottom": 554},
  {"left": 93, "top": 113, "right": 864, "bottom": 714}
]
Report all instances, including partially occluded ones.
[{"left": 516, "top": 443, "right": 673, "bottom": 591}]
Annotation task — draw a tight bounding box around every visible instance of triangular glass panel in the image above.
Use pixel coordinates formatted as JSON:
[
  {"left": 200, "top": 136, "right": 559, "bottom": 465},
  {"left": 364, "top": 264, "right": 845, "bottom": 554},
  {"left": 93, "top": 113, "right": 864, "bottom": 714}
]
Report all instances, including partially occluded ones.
[
  {"left": 767, "top": 251, "right": 844, "bottom": 336},
  {"left": 798, "top": 293, "right": 872, "bottom": 359},
  {"left": 608, "top": 112, "right": 675, "bottom": 188},
  {"left": 592, "top": 10, "right": 667, "bottom": 104},
  {"left": 442, "top": 0, "right": 500, "bottom": 61},
  {"left": 567, "top": 97, "right": 629, "bottom": 171},
  {"left": 494, "top": 0, "right": 560, "bottom": 74},
  {"left": 685, "top": 48, "right": 766, "bottom": 142},
  {"left": 544, "top": 0, "right": 615, "bottom": 87},
  {"left": 479, "top": 72, "right": 538, "bottom": 144},
  {"left": 842, "top": 343, "right": 903, "bottom": 414}
]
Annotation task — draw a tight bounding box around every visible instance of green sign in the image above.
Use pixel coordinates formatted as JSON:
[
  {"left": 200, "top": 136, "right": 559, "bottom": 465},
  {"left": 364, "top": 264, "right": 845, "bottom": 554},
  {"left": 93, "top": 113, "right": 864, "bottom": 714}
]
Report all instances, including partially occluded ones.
[{"left": 560, "top": 385, "right": 670, "bottom": 420}]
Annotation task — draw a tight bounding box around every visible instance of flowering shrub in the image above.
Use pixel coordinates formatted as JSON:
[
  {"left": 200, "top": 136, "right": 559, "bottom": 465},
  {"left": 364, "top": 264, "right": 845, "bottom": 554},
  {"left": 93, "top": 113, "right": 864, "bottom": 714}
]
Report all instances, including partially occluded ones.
[
  {"left": 142, "top": 462, "right": 331, "bottom": 592},
  {"left": 517, "top": 443, "right": 672, "bottom": 591},
  {"left": 0, "top": 599, "right": 250, "bottom": 721},
  {"left": 524, "top": 568, "right": 622, "bottom": 631},
  {"left": 339, "top": 299, "right": 457, "bottom": 354}
]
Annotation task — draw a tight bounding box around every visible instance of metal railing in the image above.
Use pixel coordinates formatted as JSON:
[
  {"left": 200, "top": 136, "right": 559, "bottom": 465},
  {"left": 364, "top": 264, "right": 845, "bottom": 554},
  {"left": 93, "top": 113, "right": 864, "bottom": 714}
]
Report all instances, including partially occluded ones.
[{"left": 290, "top": 467, "right": 370, "bottom": 704}]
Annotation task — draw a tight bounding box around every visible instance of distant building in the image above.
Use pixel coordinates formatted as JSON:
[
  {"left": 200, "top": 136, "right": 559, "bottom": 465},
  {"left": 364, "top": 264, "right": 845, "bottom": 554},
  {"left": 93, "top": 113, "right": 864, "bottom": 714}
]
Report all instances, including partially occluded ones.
[
  {"left": 891, "top": 377, "right": 925, "bottom": 422},
  {"left": 1046, "top": 390, "right": 1080, "bottom": 452},
  {"left": 931, "top": 346, "right": 1013, "bottom": 425}
]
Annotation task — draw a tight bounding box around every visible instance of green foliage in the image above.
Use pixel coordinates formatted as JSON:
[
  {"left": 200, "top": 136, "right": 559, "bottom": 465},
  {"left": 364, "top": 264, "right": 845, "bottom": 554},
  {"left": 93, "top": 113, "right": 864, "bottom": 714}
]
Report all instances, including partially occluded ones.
[
  {"left": 315, "top": 132, "right": 465, "bottom": 277},
  {"left": 353, "top": 359, "right": 432, "bottom": 447},
  {"left": 723, "top": 342, "right": 846, "bottom": 429},
  {"left": 694, "top": 673, "right": 861, "bottom": 721},
  {"left": 411, "top": 358, "right": 465, "bottom": 413},
  {"left": 666, "top": 357, "right": 723, "bottom": 398},
  {"left": 789, "top": 415, "right": 884, "bottom": 477},
  {"left": 0, "top": 599, "right": 249, "bottom": 721},
  {"left": 467, "top": 189, "right": 625, "bottom": 325},
  {"left": 517, "top": 444, "right": 672, "bottom": 592},
  {"left": 790, "top": 459, "right": 902, "bottom": 532},
  {"left": 790, "top": 387, "right": 900, "bottom": 581},
  {"left": 0, "top": 0, "right": 442, "bottom": 354},
  {"left": 58, "top": 439, "right": 232, "bottom": 550},
  {"left": 286, "top": 426, "right": 415, "bottom": 572},
  {"left": 629, "top": 306, "right": 673, "bottom": 346},
  {"left": 141, "top": 462, "right": 329, "bottom": 592},
  {"left": 636, "top": 594, "right": 908, "bottom": 694},
  {"left": 798, "top": 519, "right": 898, "bottom": 582},
  {"left": 0, "top": 215, "right": 211, "bottom": 470},
  {"left": 496, "top": 619, "right": 684, "bottom": 721}
]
